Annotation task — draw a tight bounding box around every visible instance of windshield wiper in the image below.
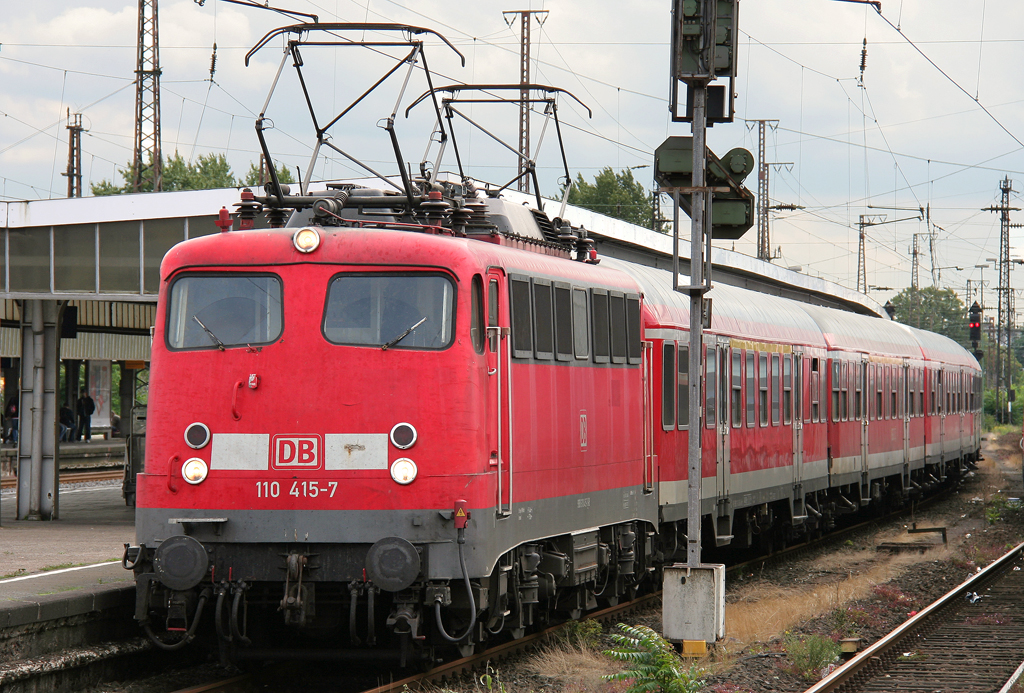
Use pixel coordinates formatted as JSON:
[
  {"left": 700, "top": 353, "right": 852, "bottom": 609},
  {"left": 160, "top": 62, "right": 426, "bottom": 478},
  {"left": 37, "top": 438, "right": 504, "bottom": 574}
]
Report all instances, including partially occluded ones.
[
  {"left": 193, "top": 316, "right": 226, "bottom": 351},
  {"left": 381, "top": 317, "right": 427, "bottom": 351}
]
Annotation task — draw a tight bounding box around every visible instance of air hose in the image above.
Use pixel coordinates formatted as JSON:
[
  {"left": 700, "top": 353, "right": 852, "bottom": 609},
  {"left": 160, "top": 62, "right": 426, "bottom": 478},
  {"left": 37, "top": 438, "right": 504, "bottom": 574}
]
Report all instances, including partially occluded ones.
[
  {"left": 143, "top": 589, "right": 210, "bottom": 651},
  {"left": 434, "top": 526, "right": 477, "bottom": 643}
]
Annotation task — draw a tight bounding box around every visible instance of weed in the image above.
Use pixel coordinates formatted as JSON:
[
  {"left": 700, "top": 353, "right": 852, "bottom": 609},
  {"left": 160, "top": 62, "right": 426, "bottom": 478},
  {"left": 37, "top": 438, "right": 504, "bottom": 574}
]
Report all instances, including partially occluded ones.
[
  {"left": 563, "top": 618, "right": 604, "bottom": 649},
  {"left": 781, "top": 633, "right": 840, "bottom": 681},
  {"left": 478, "top": 664, "right": 507, "bottom": 693},
  {"left": 41, "top": 562, "right": 80, "bottom": 572},
  {"left": 603, "top": 623, "right": 706, "bottom": 693},
  {"left": 1, "top": 568, "right": 26, "bottom": 579},
  {"left": 898, "top": 650, "right": 928, "bottom": 661},
  {"left": 871, "top": 584, "right": 918, "bottom": 610}
]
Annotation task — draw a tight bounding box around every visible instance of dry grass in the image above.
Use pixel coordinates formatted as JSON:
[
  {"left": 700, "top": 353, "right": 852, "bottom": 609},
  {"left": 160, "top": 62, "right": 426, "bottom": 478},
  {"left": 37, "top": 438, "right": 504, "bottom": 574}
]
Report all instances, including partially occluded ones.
[
  {"left": 524, "top": 641, "right": 621, "bottom": 690},
  {"left": 725, "top": 548, "right": 951, "bottom": 646}
]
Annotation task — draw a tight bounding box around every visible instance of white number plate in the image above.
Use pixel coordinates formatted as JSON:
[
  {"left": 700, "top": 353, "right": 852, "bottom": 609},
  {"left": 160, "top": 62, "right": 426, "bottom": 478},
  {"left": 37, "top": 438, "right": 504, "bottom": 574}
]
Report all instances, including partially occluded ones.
[{"left": 255, "top": 481, "right": 338, "bottom": 498}]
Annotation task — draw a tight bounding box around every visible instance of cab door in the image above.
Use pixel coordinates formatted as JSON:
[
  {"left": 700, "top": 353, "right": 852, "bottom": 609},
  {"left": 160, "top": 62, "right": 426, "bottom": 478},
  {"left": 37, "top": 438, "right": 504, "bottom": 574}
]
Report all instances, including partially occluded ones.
[
  {"left": 861, "top": 360, "right": 869, "bottom": 480},
  {"left": 486, "top": 269, "right": 513, "bottom": 517},
  {"left": 902, "top": 360, "right": 911, "bottom": 487}
]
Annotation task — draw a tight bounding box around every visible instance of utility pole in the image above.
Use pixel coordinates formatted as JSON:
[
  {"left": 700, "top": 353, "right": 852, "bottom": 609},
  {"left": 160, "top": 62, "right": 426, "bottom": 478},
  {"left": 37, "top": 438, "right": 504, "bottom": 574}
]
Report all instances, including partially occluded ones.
[
  {"left": 63, "top": 110, "right": 85, "bottom": 198},
  {"left": 755, "top": 119, "right": 774, "bottom": 261},
  {"left": 503, "top": 10, "right": 547, "bottom": 194},
  {"left": 984, "top": 177, "right": 1021, "bottom": 423},
  {"left": 857, "top": 215, "right": 885, "bottom": 293},
  {"left": 133, "top": 0, "right": 162, "bottom": 192}
]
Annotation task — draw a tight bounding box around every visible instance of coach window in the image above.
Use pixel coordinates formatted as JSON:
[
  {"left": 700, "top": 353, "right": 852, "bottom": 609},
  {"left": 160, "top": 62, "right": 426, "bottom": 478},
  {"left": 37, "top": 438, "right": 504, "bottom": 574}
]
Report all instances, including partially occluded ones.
[
  {"left": 771, "top": 353, "right": 781, "bottom": 425},
  {"left": 759, "top": 353, "right": 769, "bottom": 426},
  {"left": 532, "top": 279, "right": 554, "bottom": 360},
  {"left": 732, "top": 349, "right": 742, "bottom": 428},
  {"left": 855, "top": 363, "right": 863, "bottom": 419},
  {"left": 875, "top": 366, "right": 883, "bottom": 420},
  {"left": 945, "top": 372, "right": 951, "bottom": 414},
  {"left": 626, "top": 296, "right": 642, "bottom": 365},
  {"left": 592, "top": 290, "right": 610, "bottom": 364},
  {"left": 843, "top": 363, "right": 851, "bottom": 420},
  {"left": 819, "top": 360, "right": 828, "bottom": 422},
  {"left": 831, "top": 361, "right": 840, "bottom": 422},
  {"left": 510, "top": 277, "right": 533, "bottom": 358},
  {"left": 706, "top": 347, "right": 717, "bottom": 428},
  {"left": 810, "top": 358, "right": 820, "bottom": 422},
  {"left": 662, "top": 342, "right": 676, "bottom": 428},
  {"left": 746, "top": 350, "right": 756, "bottom": 427},
  {"left": 553, "top": 283, "right": 573, "bottom": 361},
  {"left": 609, "top": 293, "right": 627, "bottom": 364},
  {"left": 783, "top": 354, "right": 793, "bottom": 425},
  {"left": 572, "top": 288, "right": 589, "bottom": 359},
  {"left": 471, "top": 275, "right": 485, "bottom": 354},
  {"left": 678, "top": 345, "right": 689, "bottom": 428}
]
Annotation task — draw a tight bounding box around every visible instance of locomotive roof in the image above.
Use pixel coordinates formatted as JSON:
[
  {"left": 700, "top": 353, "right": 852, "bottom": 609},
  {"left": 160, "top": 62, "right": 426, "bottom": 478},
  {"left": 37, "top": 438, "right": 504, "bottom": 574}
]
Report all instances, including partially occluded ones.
[{"left": 603, "top": 258, "right": 827, "bottom": 348}]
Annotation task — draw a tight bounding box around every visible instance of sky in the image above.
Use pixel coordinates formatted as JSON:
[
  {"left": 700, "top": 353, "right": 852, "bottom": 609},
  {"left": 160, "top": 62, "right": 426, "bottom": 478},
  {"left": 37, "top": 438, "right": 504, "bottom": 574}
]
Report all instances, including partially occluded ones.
[{"left": 2, "top": 0, "right": 1024, "bottom": 309}]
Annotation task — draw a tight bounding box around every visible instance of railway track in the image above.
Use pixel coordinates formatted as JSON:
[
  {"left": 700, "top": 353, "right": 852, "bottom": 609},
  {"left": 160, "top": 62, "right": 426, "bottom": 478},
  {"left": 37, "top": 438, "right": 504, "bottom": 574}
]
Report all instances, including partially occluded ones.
[
  {"left": 168, "top": 593, "right": 661, "bottom": 693},
  {"left": 804, "top": 540, "right": 1024, "bottom": 693},
  {"left": 0, "top": 469, "right": 123, "bottom": 490}
]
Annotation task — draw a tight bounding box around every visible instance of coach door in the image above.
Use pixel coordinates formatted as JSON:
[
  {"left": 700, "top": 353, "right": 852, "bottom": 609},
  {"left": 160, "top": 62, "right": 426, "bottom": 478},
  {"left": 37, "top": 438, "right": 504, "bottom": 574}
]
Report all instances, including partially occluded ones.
[
  {"left": 902, "top": 360, "right": 911, "bottom": 487},
  {"left": 486, "top": 269, "right": 513, "bottom": 517},
  {"left": 860, "top": 359, "right": 869, "bottom": 479},
  {"left": 792, "top": 352, "right": 804, "bottom": 482},
  {"left": 715, "top": 341, "right": 731, "bottom": 501}
]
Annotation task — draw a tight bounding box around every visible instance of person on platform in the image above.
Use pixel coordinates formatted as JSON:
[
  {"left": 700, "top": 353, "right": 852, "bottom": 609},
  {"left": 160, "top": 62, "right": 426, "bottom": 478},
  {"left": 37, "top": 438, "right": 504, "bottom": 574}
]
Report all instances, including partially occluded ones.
[
  {"left": 76, "top": 393, "right": 95, "bottom": 442},
  {"left": 59, "top": 403, "right": 75, "bottom": 442},
  {"left": 3, "top": 396, "right": 17, "bottom": 444}
]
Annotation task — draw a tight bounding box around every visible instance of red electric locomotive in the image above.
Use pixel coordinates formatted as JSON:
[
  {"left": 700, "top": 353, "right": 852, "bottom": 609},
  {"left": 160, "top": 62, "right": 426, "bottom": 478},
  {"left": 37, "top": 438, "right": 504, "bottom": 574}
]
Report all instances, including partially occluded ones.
[{"left": 123, "top": 21, "right": 981, "bottom": 665}]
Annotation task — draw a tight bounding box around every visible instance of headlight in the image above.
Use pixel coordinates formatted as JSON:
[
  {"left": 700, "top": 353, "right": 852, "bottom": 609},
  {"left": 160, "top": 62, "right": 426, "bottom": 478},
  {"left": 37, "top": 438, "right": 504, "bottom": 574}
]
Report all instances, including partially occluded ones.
[
  {"left": 181, "top": 457, "right": 209, "bottom": 485},
  {"left": 293, "top": 227, "right": 321, "bottom": 253},
  {"left": 390, "top": 458, "right": 417, "bottom": 485},
  {"left": 184, "top": 422, "right": 211, "bottom": 449},
  {"left": 390, "top": 422, "right": 417, "bottom": 450}
]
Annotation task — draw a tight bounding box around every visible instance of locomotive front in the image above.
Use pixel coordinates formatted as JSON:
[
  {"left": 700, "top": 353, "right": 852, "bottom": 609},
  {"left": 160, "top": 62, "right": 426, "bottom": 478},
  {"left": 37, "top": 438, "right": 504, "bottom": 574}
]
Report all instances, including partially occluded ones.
[{"left": 126, "top": 220, "right": 494, "bottom": 663}]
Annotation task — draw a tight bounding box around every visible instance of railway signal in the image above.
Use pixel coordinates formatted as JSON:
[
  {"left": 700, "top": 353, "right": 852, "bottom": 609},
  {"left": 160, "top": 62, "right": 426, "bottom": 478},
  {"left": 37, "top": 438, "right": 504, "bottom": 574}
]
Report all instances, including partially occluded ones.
[
  {"left": 654, "top": 136, "right": 755, "bottom": 239},
  {"left": 969, "top": 301, "right": 982, "bottom": 345}
]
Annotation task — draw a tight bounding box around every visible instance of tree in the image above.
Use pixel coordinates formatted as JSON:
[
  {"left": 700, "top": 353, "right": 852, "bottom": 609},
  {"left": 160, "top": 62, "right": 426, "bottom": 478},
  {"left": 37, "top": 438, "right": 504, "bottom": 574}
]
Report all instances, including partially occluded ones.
[
  {"left": 241, "top": 160, "right": 295, "bottom": 188},
  {"left": 889, "top": 286, "right": 968, "bottom": 346},
  {"left": 91, "top": 152, "right": 292, "bottom": 196},
  {"left": 567, "top": 167, "right": 655, "bottom": 229}
]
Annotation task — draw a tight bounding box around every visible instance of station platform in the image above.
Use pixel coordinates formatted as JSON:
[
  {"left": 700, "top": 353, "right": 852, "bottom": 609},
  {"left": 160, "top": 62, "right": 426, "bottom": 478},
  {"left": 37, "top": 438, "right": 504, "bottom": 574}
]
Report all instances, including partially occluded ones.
[
  {"left": 0, "top": 483, "right": 135, "bottom": 594},
  {"left": 0, "top": 439, "right": 126, "bottom": 478}
]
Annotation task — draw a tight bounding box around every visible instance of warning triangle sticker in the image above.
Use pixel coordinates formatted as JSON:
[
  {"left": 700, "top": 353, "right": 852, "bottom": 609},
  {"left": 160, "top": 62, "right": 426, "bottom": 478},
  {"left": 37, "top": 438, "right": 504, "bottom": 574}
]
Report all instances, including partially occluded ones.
[{"left": 456, "top": 508, "right": 466, "bottom": 517}]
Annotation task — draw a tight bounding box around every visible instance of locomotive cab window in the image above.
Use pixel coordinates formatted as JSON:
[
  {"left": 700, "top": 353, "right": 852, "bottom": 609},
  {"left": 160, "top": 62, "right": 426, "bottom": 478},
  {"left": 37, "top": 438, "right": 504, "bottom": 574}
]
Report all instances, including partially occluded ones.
[
  {"left": 322, "top": 273, "right": 454, "bottom": 349},
  {"left": 471, "top": 275, "right": 485, "bottom": 354},
  {"left": 167, "top": 273, "right": 283, "bottom": 350}
]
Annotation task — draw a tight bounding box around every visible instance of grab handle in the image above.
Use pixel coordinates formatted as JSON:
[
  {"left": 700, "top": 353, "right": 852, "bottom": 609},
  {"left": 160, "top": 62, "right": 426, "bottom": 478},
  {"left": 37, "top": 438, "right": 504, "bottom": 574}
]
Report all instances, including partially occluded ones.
[
  {"left": 167, "top": 455, "right": 180, "bottom": 493},
  {"left": 231, "top": 381, "right": 243, "bottom": 420}
]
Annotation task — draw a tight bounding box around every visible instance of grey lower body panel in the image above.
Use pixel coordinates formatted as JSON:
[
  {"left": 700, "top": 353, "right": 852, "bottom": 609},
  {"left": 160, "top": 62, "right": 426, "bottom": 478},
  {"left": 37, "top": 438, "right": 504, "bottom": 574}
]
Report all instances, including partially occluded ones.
[{"left": 135, "top": 484, "right": 659, "bottom": 580}]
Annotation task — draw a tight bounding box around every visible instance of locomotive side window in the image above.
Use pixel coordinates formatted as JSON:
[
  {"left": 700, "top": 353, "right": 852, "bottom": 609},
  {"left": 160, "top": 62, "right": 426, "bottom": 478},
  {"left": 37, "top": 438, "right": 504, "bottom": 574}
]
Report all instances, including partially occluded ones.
[
  {"left": 572, "top": 288, "right": 589, "bottom": 359},
  {"left": 759, "top": 353, "right": 769, "bottom": 426},
  {"left": 510, "top": 277, "right": 533, "bottom": 358},
  {"left": 783, "top": 355, "right": 793, "bottom": 425},
  {"left": 746, "top": 350, "right": 755, "bottom": 427},
  {"left": 678, "top": 345, "right": 689, "bottom": 428},
  {"left": 488, "top": 279, "right": 499, "bottom": 353},
  {"left": 609, "top": 293, "right": 627, "bottom": 364},
  {"left": 322, "top": 273, "right": 455, "bottom": 350},
  {"left": 662, "top": 342, "right": 675, "bottom": 428},
  {"left": 771, "top": 353, "right": 780, "bottom": 426},
  {"left": 731, "top": 349, "right": 742, "bottom": 428},
  {"left": 705, "top": 346, "right": 717, "bottom": 427},
  {"left": 626, "top": 296, "right": 642, "bottom": 365},
  {"left": 592, "top": 290, "right": 610, "bottom": 364},
  {"left": 553, "top": 284, "right": 573, "bottom": 361},
  {"left": 471, "top": 275, "right": 485, "bottom": 355},
  {"left": 532, "top": 279, "right": 554, "bottom": 360},
  {"left": 167, "top": 273, "right": 283, "bottom": 350}
]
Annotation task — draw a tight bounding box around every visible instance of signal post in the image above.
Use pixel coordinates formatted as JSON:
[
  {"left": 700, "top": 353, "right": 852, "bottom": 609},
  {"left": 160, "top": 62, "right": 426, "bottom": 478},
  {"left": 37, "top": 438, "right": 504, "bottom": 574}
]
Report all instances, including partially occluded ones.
[{"left": 659, "top": 0, "right": 752, "bottom": 654}]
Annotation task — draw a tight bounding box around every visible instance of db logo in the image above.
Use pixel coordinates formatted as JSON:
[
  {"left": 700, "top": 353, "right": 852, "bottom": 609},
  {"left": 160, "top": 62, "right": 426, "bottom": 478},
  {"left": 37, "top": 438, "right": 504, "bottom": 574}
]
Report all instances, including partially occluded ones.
[{"left": 272, "top": 435, "right": 322, "bottom": 469}]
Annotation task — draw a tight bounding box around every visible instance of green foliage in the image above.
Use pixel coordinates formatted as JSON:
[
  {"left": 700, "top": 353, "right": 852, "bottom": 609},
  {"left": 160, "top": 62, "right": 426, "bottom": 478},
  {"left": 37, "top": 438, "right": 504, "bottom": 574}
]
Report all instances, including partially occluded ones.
[
  {"left": 90, "top": 152, "right": 293, "bottom": 196},
  {"left": 603, "top": 623, "right": 706, "bottom": 693},
  {"left": 562, "top": 618, "right": 604, "bottom": 649},
  {"left": 889, "top": 286, "right": 968, "bottom": 346},
  {"left": 567, "top": 167, "right": 656, "bottom": 230},
  {"left": 782, "top": 633, "right": 840, "bottom": 681},
  {"left": 241, "top": 160, "right": 295, "bottom": 187}
]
